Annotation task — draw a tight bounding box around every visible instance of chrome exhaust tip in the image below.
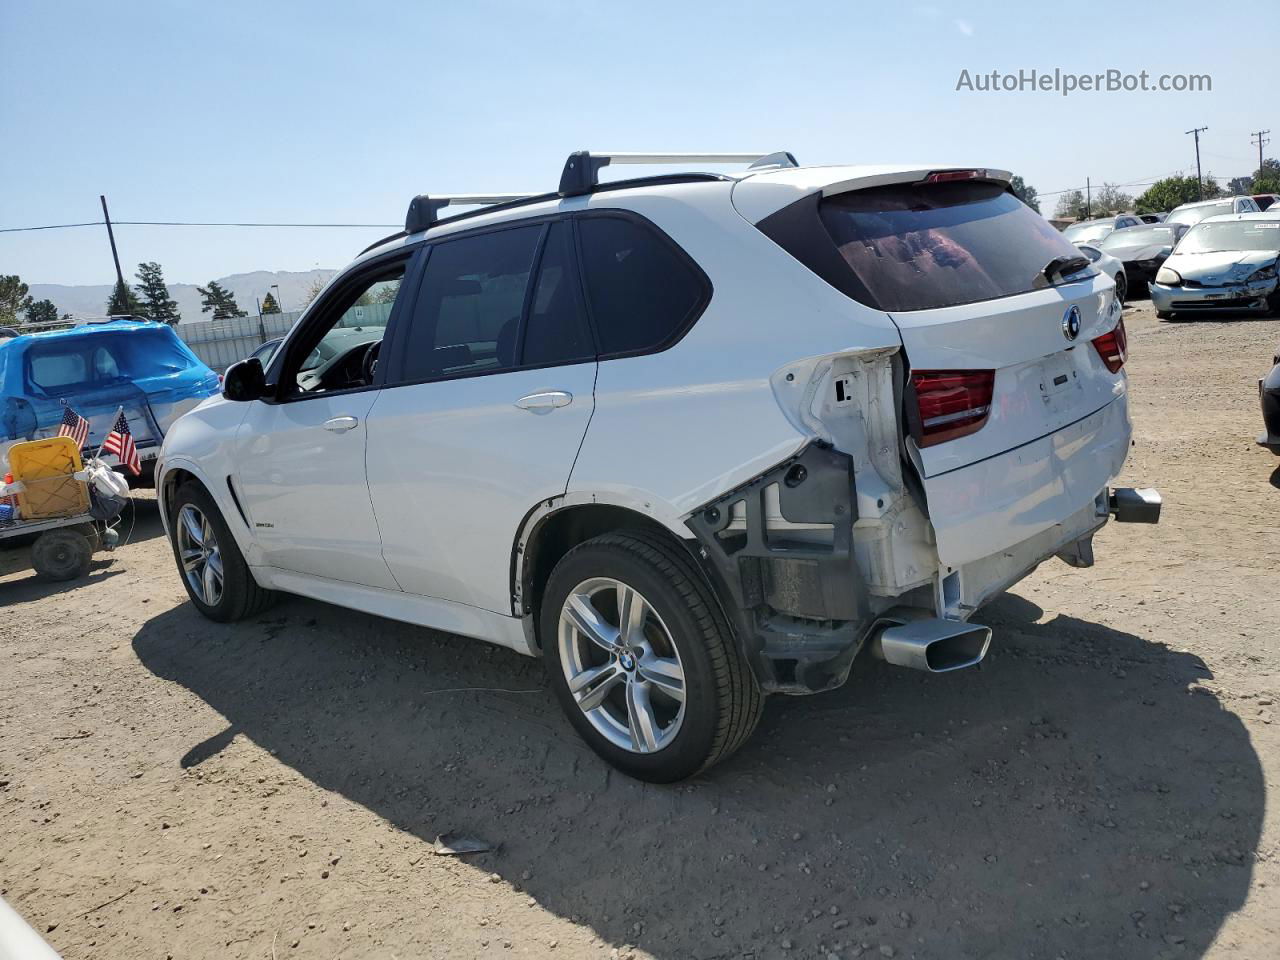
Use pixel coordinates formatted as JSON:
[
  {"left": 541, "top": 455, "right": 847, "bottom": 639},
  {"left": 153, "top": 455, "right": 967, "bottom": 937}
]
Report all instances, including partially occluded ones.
[{"left": 871, "top": 618, "right": 992, "bottom": 673}]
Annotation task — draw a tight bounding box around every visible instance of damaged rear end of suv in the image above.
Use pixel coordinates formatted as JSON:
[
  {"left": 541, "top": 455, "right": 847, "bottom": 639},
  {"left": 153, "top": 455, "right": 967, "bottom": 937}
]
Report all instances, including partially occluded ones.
[{"left": 668, "top": 165, "right": 1163, "bottom": 702}]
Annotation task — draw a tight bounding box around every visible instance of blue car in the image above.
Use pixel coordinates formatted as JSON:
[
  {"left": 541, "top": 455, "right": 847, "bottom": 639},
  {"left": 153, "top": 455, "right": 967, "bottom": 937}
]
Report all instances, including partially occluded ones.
[{"left": 0, "top": 319, "right": 220, "bottom": 483}]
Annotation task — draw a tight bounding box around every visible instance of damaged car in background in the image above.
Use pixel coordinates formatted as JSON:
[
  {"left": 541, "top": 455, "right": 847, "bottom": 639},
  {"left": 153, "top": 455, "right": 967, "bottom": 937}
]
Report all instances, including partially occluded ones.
[
  {"left": 1, "top": 319, "right": 220, "bottom": 485},
  {"left": 1151, "top": 212, "right": 1280, "bottom": 320},
  {"left": 157, "top": 152, "right": 1162, "bottom": 781}
]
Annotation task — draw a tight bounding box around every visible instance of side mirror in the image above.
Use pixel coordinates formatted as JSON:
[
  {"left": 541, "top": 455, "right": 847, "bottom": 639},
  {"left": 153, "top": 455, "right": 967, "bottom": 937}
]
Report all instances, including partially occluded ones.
[{"left": 222, "top": 358, "right": 267, "bottom": 402}]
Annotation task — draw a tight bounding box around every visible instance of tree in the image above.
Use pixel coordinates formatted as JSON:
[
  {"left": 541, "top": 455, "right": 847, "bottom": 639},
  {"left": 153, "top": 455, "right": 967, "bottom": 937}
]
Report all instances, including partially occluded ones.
[
  {"left": 260, "top": 291, "right": 281, "bottom": 314},
  {"left": 24, "top": 299, "right": 60, "bottom": 325},
  {"left": 300, "top": 275, "right": 329, "bottom": 309},
  {"left": 0, "top": 275, "right": 31, "bottom": 324},
  {"left": 1010, "top": 175, "right": 1040, "bottom": 213},
  {"left": 197, "top": 280, "right": 247, "bottom": 319},
  {"left": 1054, "top": 189, "right": 1087, "bottom": 220},
  {"left": 1228, "top": 175, "right": 1253, "bottom": 195},
  {"left": 107, "top": 278, "right": 147, "bottom": 316},
  {"left": 1251, "top": 159, "right": 1280, "bottom": 194},
  {"left": 1089, "top": 182, "right": 1134, "bottom": 217},
  {"left": 134, "top": 262, "right": 180, "bottom": 324},
  {"left": 1134, "top": 174, "right": 1221, "bottom": 214}
]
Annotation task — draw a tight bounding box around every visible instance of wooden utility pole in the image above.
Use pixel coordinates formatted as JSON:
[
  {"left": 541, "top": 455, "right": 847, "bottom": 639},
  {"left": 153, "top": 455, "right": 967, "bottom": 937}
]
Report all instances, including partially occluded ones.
[
  {"left": 1186, "top": 127, "right": 1208, "bottom": 200},
  {"left": 1085, "top": 177, "right": 1091, "bottom": 219},
  {"left": 1251, "top": 129, "right": 1270, "bottom": 181},
  {"left": 99, "top": 195, "right": 126, "bottom": 294}
]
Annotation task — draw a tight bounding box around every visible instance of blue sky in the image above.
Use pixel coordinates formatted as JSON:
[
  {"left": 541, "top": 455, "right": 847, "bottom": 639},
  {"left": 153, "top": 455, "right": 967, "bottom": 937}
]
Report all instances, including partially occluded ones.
[{"left": 2, "top": 0, "right": 1273, "bottom": 288}]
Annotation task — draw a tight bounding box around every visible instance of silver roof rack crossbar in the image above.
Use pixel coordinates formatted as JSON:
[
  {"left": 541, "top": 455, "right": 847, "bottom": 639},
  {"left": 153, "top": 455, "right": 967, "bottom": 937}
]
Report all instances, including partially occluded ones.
[
  {"left": 405, "top": 193, "right": 537, "bottom": 234},
  {"left": 558, "top": 151, "right": 798, "bottom": 197}
]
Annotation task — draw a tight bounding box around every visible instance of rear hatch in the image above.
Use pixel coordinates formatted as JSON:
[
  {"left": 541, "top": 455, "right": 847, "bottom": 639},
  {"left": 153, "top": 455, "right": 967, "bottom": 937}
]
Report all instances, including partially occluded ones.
[
  {"left": 750, "top": 173, "right": 1132, "bottom": 567},
  {"left": 16, "top": 326, "right": 218, "bottom": 459}
]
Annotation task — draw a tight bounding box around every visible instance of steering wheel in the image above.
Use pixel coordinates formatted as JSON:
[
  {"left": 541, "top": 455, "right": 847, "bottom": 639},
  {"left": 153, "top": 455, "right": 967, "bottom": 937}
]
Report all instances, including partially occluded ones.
[{"left": 361, "top": 340, "right": 381, "bottom": 385}]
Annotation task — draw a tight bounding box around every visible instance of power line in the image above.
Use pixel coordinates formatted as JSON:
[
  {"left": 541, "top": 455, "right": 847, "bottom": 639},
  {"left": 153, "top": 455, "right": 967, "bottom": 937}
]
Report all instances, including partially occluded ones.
[
  {"left": 0, "top": 221, "right": 104, "bottom": 233},
  {"left": 0, "top": 219, "right": 399, "bottom": 234}
]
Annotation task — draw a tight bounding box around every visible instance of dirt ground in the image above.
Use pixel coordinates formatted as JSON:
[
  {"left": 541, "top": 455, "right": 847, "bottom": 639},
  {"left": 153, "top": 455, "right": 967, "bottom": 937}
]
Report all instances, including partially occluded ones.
[{"left": 2, "top": 301, "right": 1278, "bottom": 960}]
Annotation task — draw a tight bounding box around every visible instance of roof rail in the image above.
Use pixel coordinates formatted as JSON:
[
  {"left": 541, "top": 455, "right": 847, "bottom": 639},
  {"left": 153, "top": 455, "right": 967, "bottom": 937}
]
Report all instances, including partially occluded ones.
[
  {"left": 405, "top": 194, "right": 536, "bottom": 234},
  {"left": 558, "top": 151, "right": 799, "bottom": 197}
]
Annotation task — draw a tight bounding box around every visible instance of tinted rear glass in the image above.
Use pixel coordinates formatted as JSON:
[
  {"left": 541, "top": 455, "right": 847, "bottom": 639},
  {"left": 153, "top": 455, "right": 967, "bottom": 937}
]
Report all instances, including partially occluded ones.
[
  {"left": 819, "top": 181, "right": 1082, "bottom": 312},
  {"left": 578, "top": 216, "right": 706, "bottom": 355}
]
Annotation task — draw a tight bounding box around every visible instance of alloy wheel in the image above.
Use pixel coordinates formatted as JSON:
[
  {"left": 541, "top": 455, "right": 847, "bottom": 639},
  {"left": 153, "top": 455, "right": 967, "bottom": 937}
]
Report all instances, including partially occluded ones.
[
  {"left": 557, "top": 577, "right": 686, "bottom": 754},
  {"left": 177, "top": 503, "right": 224, "bottom": 607}
]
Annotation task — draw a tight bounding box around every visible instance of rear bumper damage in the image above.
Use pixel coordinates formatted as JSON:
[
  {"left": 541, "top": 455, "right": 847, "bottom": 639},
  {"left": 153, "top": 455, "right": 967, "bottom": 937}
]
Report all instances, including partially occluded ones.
[{"left": 686, "top": 441, "right": 1161, "bottom": 696}]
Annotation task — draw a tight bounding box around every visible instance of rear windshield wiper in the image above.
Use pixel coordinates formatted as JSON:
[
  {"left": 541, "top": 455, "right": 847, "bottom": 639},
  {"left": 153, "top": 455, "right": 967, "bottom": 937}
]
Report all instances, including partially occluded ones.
[{"left": 1039, "top": 254, "right": 1091, "bottom": 286}]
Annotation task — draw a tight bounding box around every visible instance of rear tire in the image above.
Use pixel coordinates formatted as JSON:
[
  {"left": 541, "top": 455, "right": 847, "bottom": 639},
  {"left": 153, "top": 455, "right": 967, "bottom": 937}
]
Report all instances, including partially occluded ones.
[
  {"left": 169, "top": 481, "right": 275, "bottom": 622},
  {"left": 1114, "top": 271, "right": 1127, "bottom": 305},
  {"left": 540, "top": 531, "right": 763, "bottom": 782}
]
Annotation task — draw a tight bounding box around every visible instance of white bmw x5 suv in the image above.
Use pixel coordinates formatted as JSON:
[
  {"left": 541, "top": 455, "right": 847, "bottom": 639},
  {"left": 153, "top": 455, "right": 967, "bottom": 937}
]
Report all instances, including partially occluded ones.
[{"left": 158, "top": 151, "right": 1160, "bottom": 781}]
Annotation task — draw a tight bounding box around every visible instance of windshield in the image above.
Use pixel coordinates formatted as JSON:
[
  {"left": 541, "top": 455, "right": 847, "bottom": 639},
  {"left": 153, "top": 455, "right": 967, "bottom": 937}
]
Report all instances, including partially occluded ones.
[
  {"left": 303, "top": 326, "right": 385, "bottom": 371},
  {"left": 25, "top": 328, "right": 198, "bottom": 394},
  {"left": 1100, "top": 225, "right": 1178, "bottom": 249},
  {"left": 1176, "top": 221, "right": 1280, "bottom": 254},
  {"left": 818, "top": 181, "right": 1083, "bottom": 311},
  {"left": 1062, "top": 220, "right": 1115, "bottom": 243},
  {"left": 1167, "top": 201, "right": 1233, "bottom": 227}
]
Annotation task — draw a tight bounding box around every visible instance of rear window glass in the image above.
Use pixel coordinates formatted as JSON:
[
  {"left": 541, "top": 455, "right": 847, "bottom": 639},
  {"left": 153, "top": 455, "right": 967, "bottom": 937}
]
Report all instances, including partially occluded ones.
[
  {"left": 1099, "top": 225, "right": 1181, "bottom": 249},
  {"left": 1062, "top": 220, "right": 1116, "bottom": 244},
  {"left": 818, "top": 182, "right": 1082, "bottom": 312},
  {"left": 1167, "top": 201, "right": 1233, "bottom": 227},
  {"left": 26, "top": 329, "right": 198, "bottom": 393}
]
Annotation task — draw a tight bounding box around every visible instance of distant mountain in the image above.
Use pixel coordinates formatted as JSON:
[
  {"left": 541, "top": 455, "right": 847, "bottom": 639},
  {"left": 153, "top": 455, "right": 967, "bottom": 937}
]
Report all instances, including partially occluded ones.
[{"left": 28, "top": 268, "right": 337, "bottom": 323}]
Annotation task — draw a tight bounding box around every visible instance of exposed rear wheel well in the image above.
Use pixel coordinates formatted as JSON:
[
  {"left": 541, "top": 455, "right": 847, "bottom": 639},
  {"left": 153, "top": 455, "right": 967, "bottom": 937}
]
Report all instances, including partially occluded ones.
[{"left": 521, "top": 505, "right": 695, "bottom": 649}]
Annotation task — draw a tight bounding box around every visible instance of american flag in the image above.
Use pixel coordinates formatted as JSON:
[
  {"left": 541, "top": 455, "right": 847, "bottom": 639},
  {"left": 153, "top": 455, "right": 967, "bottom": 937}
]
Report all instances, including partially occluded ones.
[
  {"left": 102, "top": 410, "right": 141, "bottom": 476},
  {"left": 56, "top": 404, "right": 90, "bottom": 448}
]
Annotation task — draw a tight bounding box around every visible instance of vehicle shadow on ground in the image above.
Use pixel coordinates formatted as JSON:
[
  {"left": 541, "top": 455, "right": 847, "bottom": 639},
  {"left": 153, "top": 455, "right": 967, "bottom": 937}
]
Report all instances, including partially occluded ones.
[{"left": 132, "top": 592, "right": 1262, "bottom": 959}]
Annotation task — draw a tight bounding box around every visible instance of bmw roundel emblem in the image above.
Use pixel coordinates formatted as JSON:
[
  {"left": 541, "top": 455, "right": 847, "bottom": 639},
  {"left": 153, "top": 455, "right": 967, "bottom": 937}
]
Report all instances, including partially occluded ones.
[{"left": 1062, "top": 305, "right": 1081, "bottom": 341}]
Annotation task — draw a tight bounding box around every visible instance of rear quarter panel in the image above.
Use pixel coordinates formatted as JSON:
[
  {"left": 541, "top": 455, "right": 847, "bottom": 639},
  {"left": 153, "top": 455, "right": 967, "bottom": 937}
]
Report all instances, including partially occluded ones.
[{"left": 567, "top": 183, "right": 903, "bottom": 527}]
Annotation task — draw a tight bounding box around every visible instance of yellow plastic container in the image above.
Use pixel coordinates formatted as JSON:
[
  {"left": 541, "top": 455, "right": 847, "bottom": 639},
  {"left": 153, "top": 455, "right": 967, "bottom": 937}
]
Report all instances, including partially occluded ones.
[{"left": 7, "top": 436, "right": 89, "bottom": 519}]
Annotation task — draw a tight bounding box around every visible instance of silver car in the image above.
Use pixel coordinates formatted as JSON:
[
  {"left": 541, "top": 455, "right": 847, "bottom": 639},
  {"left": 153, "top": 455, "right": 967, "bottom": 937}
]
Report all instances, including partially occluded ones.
[{"left": 1150, "top": 213, "right": 1280, "bottom": 319}]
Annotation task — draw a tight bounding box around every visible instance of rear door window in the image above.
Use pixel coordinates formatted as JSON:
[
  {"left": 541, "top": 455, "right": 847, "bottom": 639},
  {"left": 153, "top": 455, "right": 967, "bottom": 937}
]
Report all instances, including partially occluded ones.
[
  {"left": 577, "top": 216, "right": 707, "bottom": 355},
  {"left": 521, "top": 222, "right": 595, "bottom": 366},
  {"left": 817, "top": 181, "right": 1084, "bottom": 312}
]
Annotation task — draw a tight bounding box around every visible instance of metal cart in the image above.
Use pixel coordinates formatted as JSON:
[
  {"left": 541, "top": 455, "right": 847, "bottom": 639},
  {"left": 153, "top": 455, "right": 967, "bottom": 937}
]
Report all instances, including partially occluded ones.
[{"left": 0, "top": 510, "right": 110, "bottom": 581}]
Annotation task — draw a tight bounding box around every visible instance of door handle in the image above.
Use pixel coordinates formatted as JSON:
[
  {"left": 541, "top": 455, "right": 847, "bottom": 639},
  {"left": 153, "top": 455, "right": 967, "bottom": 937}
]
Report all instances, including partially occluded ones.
[
  {"left": 323, "top": 416, "right": 359, "bottom": 433},
  {"left": 514, "top": 391, "right": 573, "bottom": 412}
]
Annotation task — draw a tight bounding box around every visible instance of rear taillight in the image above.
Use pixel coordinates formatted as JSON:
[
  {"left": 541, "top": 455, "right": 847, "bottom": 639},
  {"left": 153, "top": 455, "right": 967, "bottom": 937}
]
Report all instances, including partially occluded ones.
[
  {"left": 911, "top": 370, "right": 996, "bottom": 447},
  {"left": 1091, "top": 317, "right": 1128, "bottom": 373}
]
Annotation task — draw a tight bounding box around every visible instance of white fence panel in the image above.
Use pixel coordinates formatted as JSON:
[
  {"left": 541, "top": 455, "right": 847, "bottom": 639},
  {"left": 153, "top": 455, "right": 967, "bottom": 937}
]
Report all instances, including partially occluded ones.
[
  {"left": 173, "top": 311, "right": 301, "bottom": 372},
  {"left": 173, "top": 301, "right": 394, "bottom": 373}
]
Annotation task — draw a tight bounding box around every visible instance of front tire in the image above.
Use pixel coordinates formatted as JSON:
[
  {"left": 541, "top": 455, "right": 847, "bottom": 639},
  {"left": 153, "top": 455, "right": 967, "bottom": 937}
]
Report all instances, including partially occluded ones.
[
  {"left": 540, "top": 531, "right": 763, "bottom": 782},
  {"left": 169, "top": 481, "right": 274, "bottom": 622},
  {"left": 1156, "top": 309, "right": 1174, "bottom": 321}
]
